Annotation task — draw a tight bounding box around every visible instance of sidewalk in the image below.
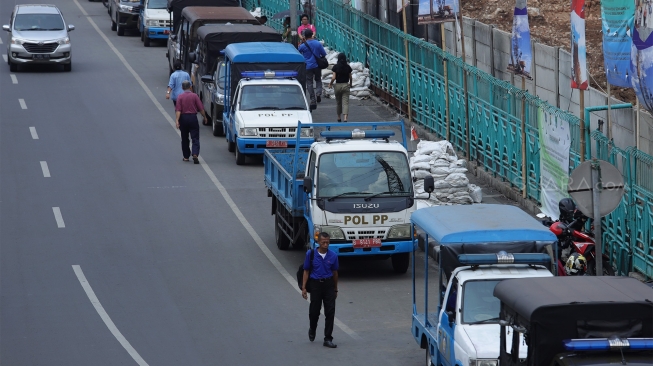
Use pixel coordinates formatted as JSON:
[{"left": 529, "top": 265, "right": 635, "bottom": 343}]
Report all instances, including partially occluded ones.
[{"left": 310, "top": 94, "right": 525, "bottom": 209}]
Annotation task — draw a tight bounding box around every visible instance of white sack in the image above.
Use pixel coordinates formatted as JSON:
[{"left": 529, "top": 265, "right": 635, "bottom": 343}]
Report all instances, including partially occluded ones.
[
  {"left": 412, "top": 170, "right": 431, "bottom": 179},
  {"left": 411, "top": 155, "right": 433, "bottom": 164},
  {"left": 444, "top": 173, "right": 469, "bottom": 187},
  {"left": 469, "top": 184, "right": 483, "bottom": 203}
]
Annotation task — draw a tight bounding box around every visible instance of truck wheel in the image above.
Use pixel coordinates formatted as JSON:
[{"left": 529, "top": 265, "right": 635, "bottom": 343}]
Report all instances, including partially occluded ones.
[
  {"left": 116, "top": 20, "right": 125, "bottom": 36},
  {"left": 275, "top": 214, "right": 291, "bottom": 250},
  {"left": 212, "top": 106, "right": 223, "bottom": 136},
  {"left": 292, "top": 223, "right": 307, "bottom": 250},
  {"left": 140, "top": 30, "right": 144, "bottom": 42},
  {"left": 235, "top": 144, "right": 246, "bottom": 165},
  {"left": 9, "top": 61, "right": 17, "bottom": 72},
  {"left": 144, "top": 36, "right": 151, "bottom": 47},
  {"left": 391, "top": 253, "right": 410, "bottom": 274},
  {"left": 425, "top": 347, "right": 433, "bottom": 366},
  {"left": 111, "top": 16, "right": 117, "bottom": 31}
]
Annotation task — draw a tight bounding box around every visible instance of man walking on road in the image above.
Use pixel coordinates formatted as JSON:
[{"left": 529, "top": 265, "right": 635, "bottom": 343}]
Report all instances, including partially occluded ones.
[
  {"left": 298, "top": 29, "right": 326, "bottom": 111},
  {"left": 301, "top": 232, "right": 339, "bottom": 348},
  {"left": 166, "top": 60, "right": 191, "bottom": 107},
  {"left": 175, "top": 80, "right": 207, "bottom": 164}
]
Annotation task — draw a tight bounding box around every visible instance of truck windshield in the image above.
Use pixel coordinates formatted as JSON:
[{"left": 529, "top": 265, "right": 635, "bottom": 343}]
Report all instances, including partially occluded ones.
[
  {"left": 239, "top": 85, "right": 307, "bottom": 111},
  {"left": 317, "top": 151, "right": 412, "bottom": 198},
  {"left": 147, "top": 0, "right": 167, "bottom": 9},
  {"left": 462, "top": 280, "right": 502, "bottom": 324}
]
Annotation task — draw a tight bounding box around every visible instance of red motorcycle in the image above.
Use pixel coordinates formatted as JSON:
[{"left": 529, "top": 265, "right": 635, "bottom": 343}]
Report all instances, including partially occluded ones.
[{"left": 545, "top": 217, "right": 615, "bottom": 276}]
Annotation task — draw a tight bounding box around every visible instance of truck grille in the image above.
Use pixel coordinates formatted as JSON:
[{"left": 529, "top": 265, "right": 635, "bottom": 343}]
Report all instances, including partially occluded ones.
[
  {"left": 257, "top": 127, "right": 297, "bottom": 138},
  {"left": 345, "top": 229, "right": 387, "bottom": 240},
  {"left": 23, "top": 42, "right": 58, "bottom": 53},
  {"left": 150, "top": 19, "right": 171, "bottom": 27}
]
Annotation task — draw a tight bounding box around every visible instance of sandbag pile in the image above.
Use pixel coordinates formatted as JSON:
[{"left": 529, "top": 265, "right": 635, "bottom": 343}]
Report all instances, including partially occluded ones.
[
  {"left": 411, "top": 140, "right": 482, "bottom": 206},
  {"left": 320, "top": 47, "right": 372, "bottom": 100}
]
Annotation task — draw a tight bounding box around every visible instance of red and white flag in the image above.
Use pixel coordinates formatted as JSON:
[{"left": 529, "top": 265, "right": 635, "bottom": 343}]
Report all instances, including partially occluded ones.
[{"left": 410, "top": 126, "right": 419, "bottom": 141}]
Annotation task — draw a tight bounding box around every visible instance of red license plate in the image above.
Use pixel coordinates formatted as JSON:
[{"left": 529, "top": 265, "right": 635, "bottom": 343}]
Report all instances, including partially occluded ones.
[
  {"left": 266, "top": 140, "right": 288, "bottom": 148},
  {"left": 352, "top": 238, "right": 382, "bottom": 248}
]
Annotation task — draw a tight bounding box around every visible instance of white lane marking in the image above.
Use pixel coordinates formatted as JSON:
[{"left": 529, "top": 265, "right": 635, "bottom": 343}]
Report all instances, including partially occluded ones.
[
  {"left": 19, "top": 99, "right": 27, "bottom": 109},
  {"left": 40, "top": 161, "right": 51, "bottom": 177},
  {"left": 10, "top": 74, "right": 17, "bottom": 84},
  {"left": 0, "top": 37, "right": 3, "bottom": 44},
  {"left": 73, "top": 0, "right": 361, "bottom": 341},
  {"left": 52, "top": 207, "right": 65, "bottom": 228},
  {"left": 2, "top": 55, "right": 7, "bottom": 62},
  {"left": 29, "top": 127, "right": 39, "bottom": 139},
  {"left": 72, "top": 265, "right": 150, "bottom": 366}
]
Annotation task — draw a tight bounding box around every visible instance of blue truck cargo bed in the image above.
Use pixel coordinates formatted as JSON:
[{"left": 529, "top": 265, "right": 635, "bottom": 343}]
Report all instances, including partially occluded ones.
[{"left": 264, "top": 148, "right": 309, "bottom": 217}]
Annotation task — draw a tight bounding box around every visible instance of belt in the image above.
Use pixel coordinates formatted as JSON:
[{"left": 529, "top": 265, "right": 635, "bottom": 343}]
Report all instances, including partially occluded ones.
[{"left": 313, "top": 277, "right": 333, "bottom": 282}]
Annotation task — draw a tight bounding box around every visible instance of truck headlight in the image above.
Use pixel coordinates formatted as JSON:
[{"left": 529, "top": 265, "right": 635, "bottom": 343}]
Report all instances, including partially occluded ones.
[
  {"left": 119, "top": 4, "right": 133, "bottom": 11},
  {"left": 239, "top": 127, "right": 257, "bottom": 136},
  {"left": 11, "top": 37, "right": 27, "bottom": 45},
  {"left": 470, "top": 360, "right": 498, "bottom": 366},
  {"left": 314, "top": 225, "right": 345, "bottom": 240},
  {"left": 387, "top": 224, "right": 411, "bottom": 239},
  {"left": 146, "top": 19, "right": 159, "bottom": 27},
  {"left": 56, "top": 37, "right": 70, "bottom": 45},
  {"left": 300, "top": 128, "right": 313, "bottom": 137},
  {"left": 216, "top": 93, "right": 224, "bottom": 104}
]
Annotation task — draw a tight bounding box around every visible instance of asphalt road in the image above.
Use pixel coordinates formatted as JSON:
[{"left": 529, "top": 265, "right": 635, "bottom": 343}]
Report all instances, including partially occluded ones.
[{"left": 0, "top": 1, "right": 448, "bottom": 365}]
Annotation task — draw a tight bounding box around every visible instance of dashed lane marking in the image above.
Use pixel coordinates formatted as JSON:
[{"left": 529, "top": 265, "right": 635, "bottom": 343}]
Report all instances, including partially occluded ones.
[
  {"left": 72, "top": 265, "right": 149, "bottom": 366},
  {"left": 29, "top": 127, "right": 38, "bottom": 139},
  {"left": 40, "top": 161, "right": 51, "bottom": 177},
  {"left": 52, "top": 207, "right": 65, "bottom": 228},
  {"left": 73, "top": 0, "right": 361, "bottom": 341},
  {"left": 10, "top": 74, "right": 17, "bottom": 84},
  {"left": 19, "top": 99, "right": 27, "bottom": 109}
]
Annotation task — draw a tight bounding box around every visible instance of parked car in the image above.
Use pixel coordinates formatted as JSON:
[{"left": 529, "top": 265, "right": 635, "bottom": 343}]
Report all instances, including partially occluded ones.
[
  {"left": 109, "top": 0, "right": 142, "bottom": 36},
  {"left": 3, "top": 4, "right": 74, "bottom": 72}
]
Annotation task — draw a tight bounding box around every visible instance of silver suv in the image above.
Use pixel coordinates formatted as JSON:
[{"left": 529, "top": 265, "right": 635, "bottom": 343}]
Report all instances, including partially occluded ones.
[{"left": 3, "top": 4, "right": 74, "bottom": 72}]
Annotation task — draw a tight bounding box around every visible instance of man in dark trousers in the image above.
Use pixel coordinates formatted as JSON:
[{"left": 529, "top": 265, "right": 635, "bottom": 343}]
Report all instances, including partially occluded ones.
[
  {"left": 175, "top": 80, "right": 207, "bottom": 164},
  {"left": 298, "top": 29, "right": 326, "bottom": 111},
  {"left": 301, "top": 232, "right": 339, "bottom": 348}
]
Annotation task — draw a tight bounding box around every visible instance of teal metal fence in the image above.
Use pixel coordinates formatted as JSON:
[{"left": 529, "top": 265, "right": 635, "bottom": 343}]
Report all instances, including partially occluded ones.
[{"left": 246, "top": 0, "right": 652, "bottom": 279}]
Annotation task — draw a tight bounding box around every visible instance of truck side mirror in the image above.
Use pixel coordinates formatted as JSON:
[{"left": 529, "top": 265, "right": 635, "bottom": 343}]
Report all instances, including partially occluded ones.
[
  {"left": 67, "top": 25, "right": 75, "bottom": 32},
  {"left": 188, "top": 52, "right": 196, "bottom": 64},
  {"left": 446, "top": 311, "right": 455, "bottom": 325},
  {"left": 201, "top": 75, "right": 214, "bottom": 84},
  {"left": 2, "top": 25, "right": 10, "bottom": 32},
  {"left": 303, "top": 177, "right": 312, "bottom": 193},
  {"left": 423, "top": 175, "right": 434, "bottom": 193},
  {"left": 170, "top": 34, "right": 177, "bottom": 41}
]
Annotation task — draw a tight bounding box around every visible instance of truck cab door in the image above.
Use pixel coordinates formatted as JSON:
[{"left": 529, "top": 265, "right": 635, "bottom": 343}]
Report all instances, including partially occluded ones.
[
  {"left": 437, "top": 277, "right": 458, "bottom": 366},
  {"left": 305, "top": 151, "right": 317, "bottom": 248}
]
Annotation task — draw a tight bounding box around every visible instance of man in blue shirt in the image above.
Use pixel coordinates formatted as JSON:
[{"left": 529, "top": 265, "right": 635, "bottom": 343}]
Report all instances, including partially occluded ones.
[
  {"left": 301, "top": 232, "right": 339, "bottom": 348},
  {"left": 298, "top": 29, "right": 326, "bottom": 111},
  {"left": 166, "top": 60, "right": 191, "bottom": 107}
]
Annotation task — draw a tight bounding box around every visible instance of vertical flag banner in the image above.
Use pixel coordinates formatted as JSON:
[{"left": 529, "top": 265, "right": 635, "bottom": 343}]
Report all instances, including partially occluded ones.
[
  {"left": 396, "top": 0, "right": 409, "bottom": 13},
  {"left": 601, "top": 0, "right": 635, "bottom": 87},
  {"left": 571, "top": 0, "right": 588, "bottom": 89},
  {"left": 538, "top": 107, "right": 572, "bottom": 220},
  {"left": 631, "top": 0, "right": 653, "bottom": 110},
  {"left": 508, "top": 0, "right": 533, "bottom": 79},
  {"left": 418, "top": 0, "right": 459, "bottom": 24}
]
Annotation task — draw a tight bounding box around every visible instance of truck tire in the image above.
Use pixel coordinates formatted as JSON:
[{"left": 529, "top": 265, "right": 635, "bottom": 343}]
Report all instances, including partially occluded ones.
[
  {"left": 425, "top": 347, "right": 433, "bottom": 366},
  {"left": 111, "top": 16, "right": 117, "bottom": 31},
  {"left": 391, "top": 253, "right": 410, "bottom": 274},
  {"left": 275, "top": 214, "right": 291, "bottom": 250},
  {"left": 117, "top": 20, "right": 125, "bottom": 36},
  {"left": 211, "top": 106, "right": 223, "bottom": 136},
  {"left": 140, "top": 30, "right": 144, "bottom": 42},
  {"left": 9, "top": 61, "right": 17, "bottom": 72},
  {"left": 291, "top": 222, "right": 307, "bottom": 250},
  {"left": 144, "top": 35, "right": 151, "bottom": 47},
  {"left": 227, "top": 134, "right": 235, "bottom": 152},
  {"left": 235, "top": 144, "right": 246, "bottom": 165}
]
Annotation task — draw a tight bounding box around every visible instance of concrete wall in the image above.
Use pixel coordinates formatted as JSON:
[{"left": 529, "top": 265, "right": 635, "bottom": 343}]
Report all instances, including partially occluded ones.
[{"left": 440, "top": 17, "right": 652, "bottom": 156}]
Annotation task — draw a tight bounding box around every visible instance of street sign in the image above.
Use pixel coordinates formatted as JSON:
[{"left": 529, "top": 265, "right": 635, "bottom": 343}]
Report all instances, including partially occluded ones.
[{"left": 567, "top": 159, "right": 625, "bottom": 218}]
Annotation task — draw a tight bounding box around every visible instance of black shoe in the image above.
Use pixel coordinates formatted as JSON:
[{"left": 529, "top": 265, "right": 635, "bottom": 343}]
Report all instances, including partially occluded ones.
[
  {"left": 308, "top": 329, "right": 316, "bottom": 342},
  {"left": 310, "top": 104, "right": 317, "bottom": 111},
  {"left": 192, "top": 155, "right": 199, "bottom": 164},
  {"left": 323, "top": 340, "right": 337, "bottom": 348},
  {"left": 317, "top": 95, "right": 321, "bottom": 103}
]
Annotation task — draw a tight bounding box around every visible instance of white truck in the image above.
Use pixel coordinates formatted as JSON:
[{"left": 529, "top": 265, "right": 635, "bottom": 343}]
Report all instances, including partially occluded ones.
[
  {"left": 221, "top": 42, "right": 313, "bottom": 165},
  {"left": 138, "top": 0, "right": 170, "bottom": 47},
  {"left": 410, "top": 204, "right": 558, "bottom": 366},
  {"left": 264, "top": 122, "right": 433, "bottom": 273}
]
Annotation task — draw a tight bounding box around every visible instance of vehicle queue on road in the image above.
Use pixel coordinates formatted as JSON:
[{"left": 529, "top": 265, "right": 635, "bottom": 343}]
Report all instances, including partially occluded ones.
[{"left": 16, "top": 1, "right": 653, "bottom": 364}]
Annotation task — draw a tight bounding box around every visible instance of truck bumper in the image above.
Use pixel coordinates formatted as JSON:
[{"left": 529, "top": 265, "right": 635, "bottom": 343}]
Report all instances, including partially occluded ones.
[
  {"left": 321, "top": 239, "right": 413, "bottom": 256},
  {"left": 236, "top": 137, "right": 314, "bottom": 155},
  {"left": 144, "top": 26, "right": 170, "bottom": 39}
]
